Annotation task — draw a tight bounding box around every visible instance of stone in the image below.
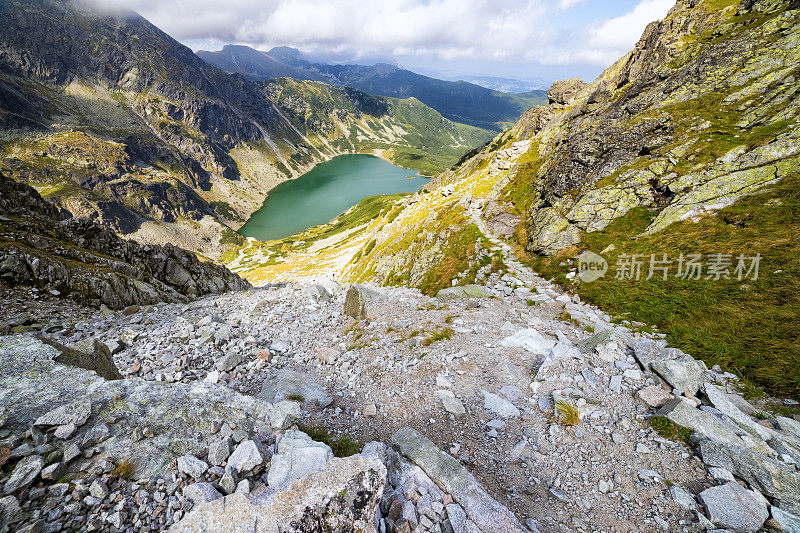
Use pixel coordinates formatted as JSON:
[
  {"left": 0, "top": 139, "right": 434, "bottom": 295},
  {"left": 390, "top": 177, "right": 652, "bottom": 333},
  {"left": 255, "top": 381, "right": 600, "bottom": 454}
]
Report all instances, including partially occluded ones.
[
  {"left": 227, "top": 440, "right": 263, "bottom": 474},
  {"left": 173, "top": 455, "right": 386, "bottom": 533},
  {"left": 53, "top": 423, "right": 77, "bottom": 439},
  {"left": 436, "top": 285, "right": 492, "bottom": 301},
  {"left": 670, "top": 485, "right": 697, "bottom": 511},
  {"left": 699, "top": 482, "right": 768, "bottom": 533},
  {"left": 267, "top": 400, "right": 302, "bottom": 430},
  {"left": 63, "top": 443, "right": 81, "bottom": 463},
  {"left": 3, "top": 455, "right": 43, "bottom": 494},
  {"left": 220, "top": 469, "right": 237, "bottom": 495},
  {"left": 632, "top": 339, "right": 668, "bottom": 371},
  {"left": 104, "top": 339, "right": 126, "bottom": 355},
  {"left": 481, "top": 390, "right": 520, "bottom": 418},
  {"left": 651, "top": 358, "right": 702, "bottom": 397},
  {"left": 208, "top": 437, "right": 231, "bottom": 466},
  {"left": 771, "top": 506, "right": 800, "bottom": 533},
  {"left": 776, "top": 416, "right": 800, "bottom": 440},
  {"left": 177, "top": 455, "right": 209, "bottom": 479},
  {"left": 704, "top": 383, "right": 774, "bottom": 441},
  {"left": 183, "top": 482, "right": 222, "bottom": 505},
  {"left": 435, "top": 390, "right": 466, "bottom": 416},
  {"left": 698, "top": 439, "right": 800, "bottom": 511},
  {"left": 40, "top": 461, "right": 65, "bottom": 481},
  {"left": 267, "top": 431, "right": 333, "bottom": 489},
  {"left": 89, "top": 479, "right": 109, "bottom": 499},
  {"left": 260, "top": 369, "right": 332, "bottom": 407},
  {"left": 636, "top": 386, "right": 673, "bottom": 408},
  {"left": 446, "top": 503, "right": 467, "bottom": 533},
  {"left": 363, "top": 403, "right": 378, "bottom": 417},
  {"left": 658, "top": 398, "right": 743, "bottom": 445},
  {"left": 33, "top": 400, "right": 92, "bottom": 427},
  {"left": 216, "top": 352, "right": 242, "bottom": 372},
  {"left": 204, "top": 370, "right": 220, "bottom": 384},
  {"left": 82, "top": 423, "right": 110, "bottom": 447},
  {"left": 344, "top": 284, "right": 380, "bottom": 319},
  {"left": 391, "top": 427, "right": 528, "bottom": 533},
  {"left": 0, "top": 495, "right": 21, "bottom": 525},
  {"left": 499, "top": 329, "right": 557, "bottom": 355}
]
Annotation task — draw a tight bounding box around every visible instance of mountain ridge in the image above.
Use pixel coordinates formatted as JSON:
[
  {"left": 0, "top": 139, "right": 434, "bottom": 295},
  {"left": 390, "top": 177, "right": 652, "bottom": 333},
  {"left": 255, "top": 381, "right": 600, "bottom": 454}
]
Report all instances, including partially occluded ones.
[
  {"left": 0, "top": 0, "right": 491, "bottom": 256},
  {"left": 196, "top": 45, "right": 548, "bottom": 131}
]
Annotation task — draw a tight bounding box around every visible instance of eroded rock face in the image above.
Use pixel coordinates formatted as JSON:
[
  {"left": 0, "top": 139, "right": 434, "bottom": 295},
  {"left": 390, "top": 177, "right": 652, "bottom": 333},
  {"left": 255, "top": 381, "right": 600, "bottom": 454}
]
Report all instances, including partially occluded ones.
[
  {"left": 0, "top": 176, "right": 249, "bottom": 309},
  {"left": 489, "top": 0, "right": 800, "bottom": 255}
]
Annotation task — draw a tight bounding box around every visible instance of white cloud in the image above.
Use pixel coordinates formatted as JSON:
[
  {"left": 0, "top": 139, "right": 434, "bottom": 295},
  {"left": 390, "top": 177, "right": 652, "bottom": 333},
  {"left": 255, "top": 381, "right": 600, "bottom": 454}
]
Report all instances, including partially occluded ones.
[
  {"left": 101, "top": 0, "right": 676, "bottom": 76},
  {"left": 589, "top": 0, "right": 675, "bottom": 49}
]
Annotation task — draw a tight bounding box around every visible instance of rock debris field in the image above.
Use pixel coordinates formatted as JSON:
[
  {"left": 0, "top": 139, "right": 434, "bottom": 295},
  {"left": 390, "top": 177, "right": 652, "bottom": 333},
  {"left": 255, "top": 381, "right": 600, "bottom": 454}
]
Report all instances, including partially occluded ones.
[{"left": 1, "top": 268, "right": 800, "bottom": 533}]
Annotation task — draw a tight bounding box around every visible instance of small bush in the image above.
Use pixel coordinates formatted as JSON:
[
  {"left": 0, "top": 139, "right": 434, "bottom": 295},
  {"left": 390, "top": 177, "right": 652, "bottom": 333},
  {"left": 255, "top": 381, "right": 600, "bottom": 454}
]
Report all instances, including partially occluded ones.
[{"left": 286, "top": 394, "right": 304, "bottom": 402}]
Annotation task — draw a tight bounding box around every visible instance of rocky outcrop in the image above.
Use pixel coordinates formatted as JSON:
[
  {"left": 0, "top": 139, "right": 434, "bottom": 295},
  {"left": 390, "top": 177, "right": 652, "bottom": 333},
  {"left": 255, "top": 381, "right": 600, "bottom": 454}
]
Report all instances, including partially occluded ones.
[{"left": 0, "top": 175, "right": 249, "bottom": 308}]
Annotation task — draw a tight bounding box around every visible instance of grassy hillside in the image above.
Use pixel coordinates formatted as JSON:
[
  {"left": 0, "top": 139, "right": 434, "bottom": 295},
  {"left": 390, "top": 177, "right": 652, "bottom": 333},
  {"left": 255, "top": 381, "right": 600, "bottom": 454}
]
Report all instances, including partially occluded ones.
[{"left": 263, "top": 78, "right": 492, "bottom": 176}]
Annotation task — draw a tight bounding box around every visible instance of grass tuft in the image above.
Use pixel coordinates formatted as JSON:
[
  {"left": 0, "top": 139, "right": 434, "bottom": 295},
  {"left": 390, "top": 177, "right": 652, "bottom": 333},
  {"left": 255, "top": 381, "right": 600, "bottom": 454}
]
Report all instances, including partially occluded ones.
[
  {"left": 651, "top": 416, "right": 692, "bottom": 446},
  {"left": 297, "top": 424, "right": 361, "bottom": 458},
  {"left": 555, "top": 400, "right": 580, "bottom": 426}
]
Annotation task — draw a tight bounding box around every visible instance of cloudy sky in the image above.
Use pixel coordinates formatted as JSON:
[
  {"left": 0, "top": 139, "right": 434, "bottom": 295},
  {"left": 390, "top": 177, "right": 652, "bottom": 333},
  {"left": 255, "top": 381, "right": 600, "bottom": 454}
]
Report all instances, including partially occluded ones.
[{"left": 106, "top": 0, "right": 675, "bottom": 84}]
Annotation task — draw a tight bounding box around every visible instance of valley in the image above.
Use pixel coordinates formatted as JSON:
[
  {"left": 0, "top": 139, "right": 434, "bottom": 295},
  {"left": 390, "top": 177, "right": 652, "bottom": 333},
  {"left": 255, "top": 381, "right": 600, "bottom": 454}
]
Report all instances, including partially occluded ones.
[
  {"left": 238, "top": 154, "right": 429, "bottom": 242},
  {"left": 1, "top": 0, "right": 800, "bottom": 532}
]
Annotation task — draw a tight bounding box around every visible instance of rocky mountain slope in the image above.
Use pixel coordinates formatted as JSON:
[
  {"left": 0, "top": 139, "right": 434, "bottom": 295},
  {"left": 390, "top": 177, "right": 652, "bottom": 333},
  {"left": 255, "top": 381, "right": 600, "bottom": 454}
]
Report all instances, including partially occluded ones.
[
  {"left": 2, "top": 262, "right": 800, "bottom": 531},
  {"left": 0, "top": 175, "right": 248, "bottom": 309},
  {"left": 231, "top": 0, "right": 799, "bottom": 397},
  {"left": 0, "top": 0, "right": 489, "bottom": 256},
  {"left": 197, "top": 45, "right": 548, "bottom": 131}
]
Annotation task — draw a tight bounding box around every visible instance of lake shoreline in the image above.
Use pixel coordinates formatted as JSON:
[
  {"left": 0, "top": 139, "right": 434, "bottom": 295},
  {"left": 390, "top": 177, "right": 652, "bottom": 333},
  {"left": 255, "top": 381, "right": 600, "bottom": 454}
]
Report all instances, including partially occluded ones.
[{"left": 238, "top": 154, "right": 430, "bottom": 241}]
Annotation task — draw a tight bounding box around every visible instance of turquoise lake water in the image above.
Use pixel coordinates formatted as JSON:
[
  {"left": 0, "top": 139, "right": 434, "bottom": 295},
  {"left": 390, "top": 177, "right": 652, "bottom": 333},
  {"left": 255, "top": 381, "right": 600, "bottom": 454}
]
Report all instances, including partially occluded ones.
[{"left": 238, "top": 154, "right": 429, "bottom": 241}]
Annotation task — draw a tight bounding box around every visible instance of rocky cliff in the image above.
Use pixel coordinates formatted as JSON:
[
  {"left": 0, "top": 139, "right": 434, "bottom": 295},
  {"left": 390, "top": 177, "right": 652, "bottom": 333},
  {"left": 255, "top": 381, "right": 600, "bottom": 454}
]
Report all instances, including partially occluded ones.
[{"left": 0, "top": 175, "right": 249, "bottom": 309}]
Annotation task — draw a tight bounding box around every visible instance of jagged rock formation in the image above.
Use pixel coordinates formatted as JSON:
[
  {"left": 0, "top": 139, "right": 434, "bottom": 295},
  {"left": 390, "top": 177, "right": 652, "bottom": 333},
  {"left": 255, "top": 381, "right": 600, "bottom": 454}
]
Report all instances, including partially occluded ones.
[
  {"left": 0, "top": 0, "right": 489, "bottom": 254},
  {"left": 500, "top": 0, "right": 800, "bottom": 254},
  {"left": 0, "top": 175, "right": 248, "bottom": 308}
]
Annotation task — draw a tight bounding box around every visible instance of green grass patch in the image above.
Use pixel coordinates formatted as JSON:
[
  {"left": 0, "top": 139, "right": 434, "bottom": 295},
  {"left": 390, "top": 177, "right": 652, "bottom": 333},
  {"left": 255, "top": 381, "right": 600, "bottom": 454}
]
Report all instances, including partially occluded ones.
[
  {"left": 651, "top": 416, "right": 692, "bottom": 446},
  {"left": 422, "top": 327, "right": 454, "bottom": 346},
  {"left": 525, "top": 171, "right": 800, "bottom": 399},
  {"left": 297, "top": 424, "right": 361, "bottom": 457}
]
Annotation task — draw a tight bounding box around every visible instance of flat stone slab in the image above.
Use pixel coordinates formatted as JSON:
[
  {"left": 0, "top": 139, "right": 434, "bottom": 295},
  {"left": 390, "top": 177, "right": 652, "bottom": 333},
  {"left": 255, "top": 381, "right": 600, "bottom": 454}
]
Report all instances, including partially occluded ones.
[
  {"left": 436, "top": 284, "right": 492, "bottom": 300},
  {"left": 391, "top": 427, "right": 529, "bottom": 533},
  {"left": 173, "top": 455, "right": 386, "bottom": 533},
  {"left": 259, "top": 369, "right": 332, "bottom": 408},
  {"left": 699, "top": 482, "right": 768, "bottom": 533},
  {"left": 499, "top": 329, "right": 557, "bottom": 355}
]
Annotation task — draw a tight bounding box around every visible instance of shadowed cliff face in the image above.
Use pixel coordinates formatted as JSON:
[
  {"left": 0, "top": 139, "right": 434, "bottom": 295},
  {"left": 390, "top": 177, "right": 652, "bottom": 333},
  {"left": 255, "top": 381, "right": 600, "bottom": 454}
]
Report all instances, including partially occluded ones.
[{"left": 0, "top": 174, "right": 250, "bottom": 308}]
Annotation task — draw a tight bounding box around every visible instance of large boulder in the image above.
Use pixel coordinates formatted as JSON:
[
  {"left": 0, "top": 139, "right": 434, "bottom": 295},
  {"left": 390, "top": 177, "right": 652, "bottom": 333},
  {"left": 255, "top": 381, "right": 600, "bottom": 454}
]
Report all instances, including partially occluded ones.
[
  {"left": 391, "top": 427, "right": 529, "bottom": 533},
  {"left": 698, "top": 440, "right": 800, "bottom": 514},
  {"left": 699, "top": 482, "right": 768, "bottom": 533},
  {"left": 651, "top": 357, "right": 703, "bottom": 397},
  {"left": 259, "top": 369, "right": 332, "bottom": 408},
  {"left": 267, "top": 430, "right": 334, "bottom": 489},
  {"left": 171, "top": 454, "right": 386, "bottom": 533},
  {"left": 546, "top": 78, "right": 589, "bottom": 105},
  {"left": 343, "top": 284, "right": 380, "bottom": 319}
]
